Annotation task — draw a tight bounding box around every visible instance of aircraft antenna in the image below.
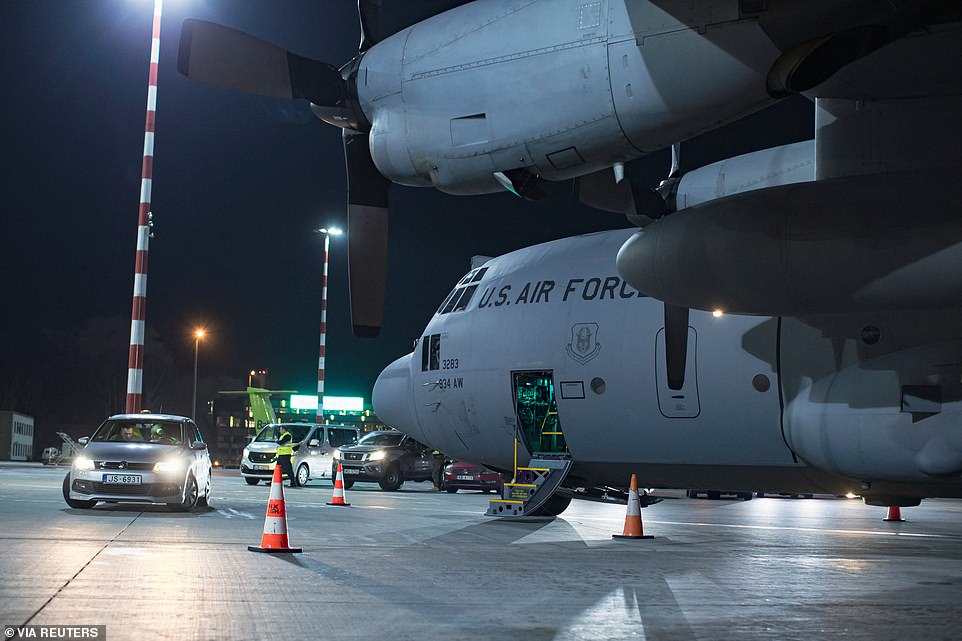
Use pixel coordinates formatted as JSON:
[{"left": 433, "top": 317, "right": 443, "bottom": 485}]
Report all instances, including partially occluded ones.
[{"left": 125, "top": 0, "right": 163, "bottom": 413}]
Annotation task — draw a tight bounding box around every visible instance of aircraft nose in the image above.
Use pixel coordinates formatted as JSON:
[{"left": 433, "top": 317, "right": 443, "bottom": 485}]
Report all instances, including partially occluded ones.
[{"left": 372, "top": 354, "right": 418, "bottom": 436}]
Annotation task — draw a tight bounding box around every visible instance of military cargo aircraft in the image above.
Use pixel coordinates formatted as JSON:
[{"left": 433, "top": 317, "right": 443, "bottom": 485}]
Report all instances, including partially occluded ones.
[
  {"left": 372, "top": 140, "right": 962, "bottom": 515},
  {"left": 176, "top": 0, "right": 960, "bottom": 337}
]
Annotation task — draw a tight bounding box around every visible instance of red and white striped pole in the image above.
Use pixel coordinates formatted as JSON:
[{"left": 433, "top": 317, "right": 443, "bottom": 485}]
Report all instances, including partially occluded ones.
[
  {"left": 315, "top": 227, "right": 342, "bottom": 422},
  {"left": 126, "top": 0, "right": 163, "bottom": 413}
]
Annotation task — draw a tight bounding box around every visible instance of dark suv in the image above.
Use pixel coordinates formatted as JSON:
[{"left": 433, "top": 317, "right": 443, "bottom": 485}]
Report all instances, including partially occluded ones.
[{"left": 334, "top": 430, "right": 434, "bottom": 491}]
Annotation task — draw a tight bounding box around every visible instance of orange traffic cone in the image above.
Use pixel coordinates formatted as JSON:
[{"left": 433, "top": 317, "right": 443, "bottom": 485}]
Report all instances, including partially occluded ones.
[
  {"left": 326, "top": 463, "right": 351, "bottom": 506},
  {"left": 613, "top": 474, "right": 654, "bottom": 539},
  {"left": 249, "top": 464, "right": 302, "bottom": 553},
  {"left": 883, "top": 505, "right": 905, "bottom": 522}
]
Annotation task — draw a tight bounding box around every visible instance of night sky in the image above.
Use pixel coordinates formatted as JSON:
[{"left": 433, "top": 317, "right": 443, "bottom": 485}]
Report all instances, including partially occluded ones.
[{"left": 0, "top": 1, "right": 813, "bottom": 437}]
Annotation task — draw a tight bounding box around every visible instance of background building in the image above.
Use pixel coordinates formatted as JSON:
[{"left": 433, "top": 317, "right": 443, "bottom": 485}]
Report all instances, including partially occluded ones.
[{"left": 0, "top": 411, "right": 35, "bottom": 461}]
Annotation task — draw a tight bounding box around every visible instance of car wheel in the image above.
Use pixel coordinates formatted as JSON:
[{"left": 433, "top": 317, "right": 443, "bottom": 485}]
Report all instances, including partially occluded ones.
[
  {"left": 446, "top": 486, "right": 459, "bottom": 493},
  {"left": 343, "top": 479, "right": 355, "bottom": 489},
  {"left": 62, "top": 474, "right": 96, "bottom": 509},
  {"left": 170, "top": 475, "right": 199, "bottom": 512},
  {"left": 198, "top": 471, "right": 211, "bottom": 507},
  {"left": 297, "top": 464, "right": 310, "bottom": 487},
  {"left": 378, "top": 465, "right": 403, "bottom": 491},
  {"left": 245, "top": 477, "right": 260, "bottom": 486}
]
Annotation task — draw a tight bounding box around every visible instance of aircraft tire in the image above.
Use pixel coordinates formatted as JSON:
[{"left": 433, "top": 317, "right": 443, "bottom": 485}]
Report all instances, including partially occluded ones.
[{"left": 529, "top": 494, "right": 572, "bottom": 516}]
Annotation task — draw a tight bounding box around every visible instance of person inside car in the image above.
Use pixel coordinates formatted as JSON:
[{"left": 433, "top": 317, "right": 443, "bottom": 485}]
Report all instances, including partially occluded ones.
[{"left": 119, "top": 424, "right": 144, "bottom": 442}]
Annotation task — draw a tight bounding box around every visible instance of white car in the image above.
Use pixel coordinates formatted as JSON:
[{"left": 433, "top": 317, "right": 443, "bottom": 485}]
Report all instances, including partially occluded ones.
[
  {"left": 241, "top": 423, "right": 360, "bottom": 486},
  {"left": 63, "top": 414, "right": 212, "bottom": 511}
]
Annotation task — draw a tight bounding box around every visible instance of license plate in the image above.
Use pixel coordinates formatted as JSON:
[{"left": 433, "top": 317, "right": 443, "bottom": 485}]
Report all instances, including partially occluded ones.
[
  {"left": 253, "top": 464, "right": 271, "bottom": 470},
  {"left": 456, "top": 475, "right": 476, "bottom": 481},
  {"left": 342, "top": 468, "right": 359, "bottom": 474},
  {"left": 103, "top": 474, "right": 141, "bottom": 485}
]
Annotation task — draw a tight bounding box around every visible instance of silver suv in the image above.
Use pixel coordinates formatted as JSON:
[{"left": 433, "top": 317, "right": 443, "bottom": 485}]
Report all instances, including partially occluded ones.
[
  {"left": 63, "top": 414, "right": 212, "bottom": 511},
  {"left": 241, "top": 423, "right": 360, "bottom": 486}
]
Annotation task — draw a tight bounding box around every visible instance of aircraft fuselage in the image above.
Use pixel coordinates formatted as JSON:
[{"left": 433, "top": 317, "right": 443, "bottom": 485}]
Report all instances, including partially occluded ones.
[{"left": 374, "top": 226, "right": 962, "bottom": 504}]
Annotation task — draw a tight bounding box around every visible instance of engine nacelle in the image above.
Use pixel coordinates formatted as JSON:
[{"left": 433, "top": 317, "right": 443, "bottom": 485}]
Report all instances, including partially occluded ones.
[
  {"left": 617, "top": 168, "right": 962, "bottom": 315},
  {"left": 355, "top": 0, "right": 793, "bottom": 196}
]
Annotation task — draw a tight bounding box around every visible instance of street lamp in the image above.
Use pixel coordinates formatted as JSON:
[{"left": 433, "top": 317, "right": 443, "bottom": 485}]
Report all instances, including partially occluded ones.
[
  {"left": 313, "top": 226, "right": 344, "bottom": 423},
  {"left": 192, "top": 328, "right": 206, "bottom": 421},
  {"left": 247, "top": 369, "right": 268, "bottom": 387}
]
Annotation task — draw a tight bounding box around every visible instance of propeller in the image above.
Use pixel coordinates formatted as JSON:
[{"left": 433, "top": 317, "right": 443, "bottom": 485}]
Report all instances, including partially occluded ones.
[
  {"left": 177, "top": 9, "right": 390, "bottom": 337},
  {"left": 577, "top": 145, "right": 690, "bottom": 390},
  {"left": 343, "top": 129, "right": 390, "bottom": 338},
  {"left": 663, "top": 303, "right": 689, "bottom": 391}
]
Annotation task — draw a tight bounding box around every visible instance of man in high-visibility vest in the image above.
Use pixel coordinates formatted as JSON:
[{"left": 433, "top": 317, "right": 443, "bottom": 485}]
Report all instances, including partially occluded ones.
[{"left": 276, "top": 425, "right": 299, "bottom": 488}]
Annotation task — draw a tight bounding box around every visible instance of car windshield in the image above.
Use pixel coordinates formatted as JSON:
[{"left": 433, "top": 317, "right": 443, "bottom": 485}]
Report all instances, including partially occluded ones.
[
  {"left": 254, "top": 424, "right": 312, "bottom": 443},
  {"left": 92, "top": 420, "right": 184, "bottom": 445},
  {"left": 357, "top": 432, "right": 403, "bottom": 447}
]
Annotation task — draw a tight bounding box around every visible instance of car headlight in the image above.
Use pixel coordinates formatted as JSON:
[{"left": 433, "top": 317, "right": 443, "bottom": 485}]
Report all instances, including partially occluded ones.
[
  {"left": 243, "top": 448, "right": 250, "bottom": 459},
  {"left": 367, "top": 450, "right": 386, "bottom": 462},
  {"left": 73, "top": 456, "right": 95, "bottom": 471},
  {"left": 331, "top": 449, "right": 340, "bottom": 461},
  {"left": 153, "top": 458, "right": 186, "bottom": 474},
  {"left": 444, "top": 464, "right": 454, "bottom": 474}
]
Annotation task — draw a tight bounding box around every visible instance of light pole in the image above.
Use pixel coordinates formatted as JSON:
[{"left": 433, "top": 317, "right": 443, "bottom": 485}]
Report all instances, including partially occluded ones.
[
  {"left": 313, "top": 226, "right": 343, "bottom": 423},
  {"left": 192, "top": 328, "right": 205, "bottom": 421},
  {"left": 247, "top": 369, "right": 267, "bottom": 388},
  {"left": 125, "top": 0, "right": 164, "bottom": 413}
]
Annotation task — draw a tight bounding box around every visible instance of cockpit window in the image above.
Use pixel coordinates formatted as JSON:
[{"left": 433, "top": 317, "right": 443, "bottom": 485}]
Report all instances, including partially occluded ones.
[
  {"left": 437, "top": 289, "right": 458, "bottom": 314},
  {"left": 440, "top": 290, "right": 461, "bottom": 314},
  {"left": 422, "top": 334, "right": 441, "bottom": 371},
  {"left": 452, "top": 285, "right": 478, "bottom": 312},
  {"left": 438, "top": 267, "right": 487, "bottom": 315}
]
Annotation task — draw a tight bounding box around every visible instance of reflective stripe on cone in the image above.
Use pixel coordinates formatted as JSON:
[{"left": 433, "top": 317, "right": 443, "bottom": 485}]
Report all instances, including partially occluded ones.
[
  {"left": 613, "top": 473, "right": 654, "bottom": 540},
  {"left": 327, "top": 463, "right": 351, "bottom": 506}
]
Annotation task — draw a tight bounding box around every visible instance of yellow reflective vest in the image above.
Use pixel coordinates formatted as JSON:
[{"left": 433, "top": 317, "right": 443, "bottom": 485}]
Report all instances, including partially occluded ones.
[{"left": 276, "top": 431, "right": 294, "bottom": 456}]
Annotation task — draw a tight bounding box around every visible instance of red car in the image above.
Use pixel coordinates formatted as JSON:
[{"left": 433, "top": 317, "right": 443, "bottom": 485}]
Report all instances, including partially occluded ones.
[{"left": 442, "top": 460, "right": 504, "bottom": 494}]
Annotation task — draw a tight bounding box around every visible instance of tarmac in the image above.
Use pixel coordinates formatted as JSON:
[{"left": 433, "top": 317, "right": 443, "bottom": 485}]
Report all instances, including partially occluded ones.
[{"left": 1, "top": 462, "right": 961, "bottom": 641}]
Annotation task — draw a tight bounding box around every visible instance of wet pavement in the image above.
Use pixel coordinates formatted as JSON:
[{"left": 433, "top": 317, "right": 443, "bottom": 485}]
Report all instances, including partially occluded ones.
[{"left": 2, "top": 462, "right": 961, "bottom": 641}]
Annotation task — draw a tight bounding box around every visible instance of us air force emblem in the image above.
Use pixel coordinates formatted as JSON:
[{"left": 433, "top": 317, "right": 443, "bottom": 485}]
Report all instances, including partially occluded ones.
[{"left": 566, "top": 323, "right": 601, "bottom": 364}]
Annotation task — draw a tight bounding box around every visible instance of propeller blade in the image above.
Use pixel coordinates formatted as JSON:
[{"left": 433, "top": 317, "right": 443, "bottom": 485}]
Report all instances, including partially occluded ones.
[
  {"left": 357, "top": 0, "right": 384, "bottom": 52},
  {"left": 177, "top": 19, "right": 345, "bottom": 107},
  {"left": 343, "top": 129, "right": 391, "bottom": 338},
  {"left": 664, "top": 303, "right": 689, "bottom": 391}
]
